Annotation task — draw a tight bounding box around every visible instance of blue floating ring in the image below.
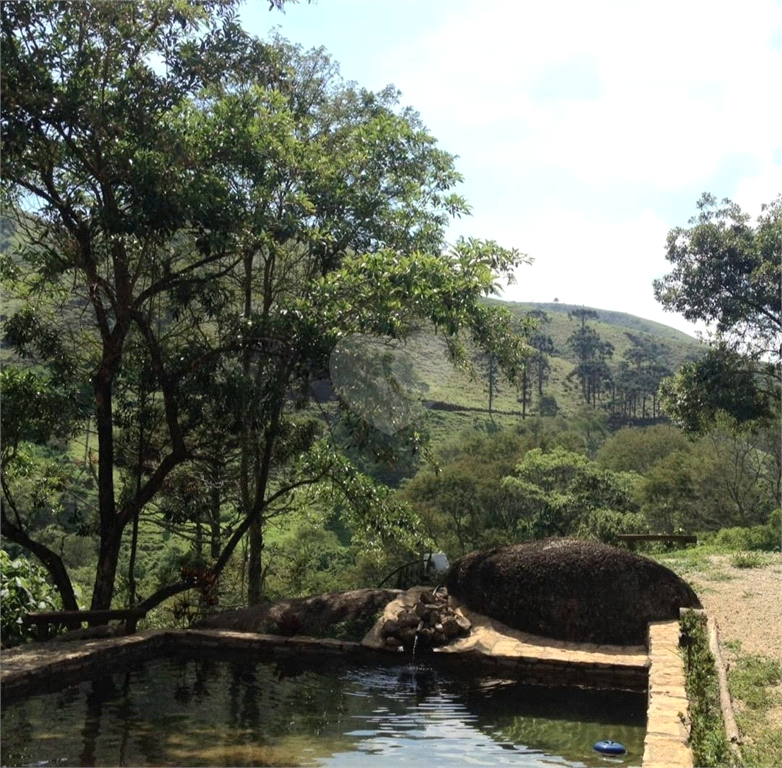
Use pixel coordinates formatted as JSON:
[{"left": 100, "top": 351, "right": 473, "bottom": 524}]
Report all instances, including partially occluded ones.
[{"left": 593, "top": 740, "right": 627, "bottom": 755}]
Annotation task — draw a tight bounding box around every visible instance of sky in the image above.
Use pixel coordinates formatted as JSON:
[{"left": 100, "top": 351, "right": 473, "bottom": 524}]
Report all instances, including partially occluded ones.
[{"left": 241, "top": 0, "right": 782, "bottom": 338}]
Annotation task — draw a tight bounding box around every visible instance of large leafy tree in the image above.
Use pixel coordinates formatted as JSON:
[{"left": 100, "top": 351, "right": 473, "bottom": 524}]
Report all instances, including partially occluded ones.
[
  {"left": 500, "top": 447, "right": 641, "bottom": 540},
  {"left": 2, "top": 0, "right": 261, "bottom": 610},
  {"left": 654, "top": 193, "right": 781, "bottom": 430},
  {"left": 1, "top": 1, "right": 528, "bottom": 611}
]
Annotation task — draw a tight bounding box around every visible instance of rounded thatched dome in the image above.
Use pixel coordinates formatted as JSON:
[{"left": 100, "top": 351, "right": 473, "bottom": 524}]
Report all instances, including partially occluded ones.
[{"left": 445, "top": 538, "right": 701, "bottom": 645}]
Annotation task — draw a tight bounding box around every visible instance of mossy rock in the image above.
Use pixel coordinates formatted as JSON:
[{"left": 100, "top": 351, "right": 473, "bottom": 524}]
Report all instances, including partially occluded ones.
[
  {"left": 194, "top": 588, "right": 401, "bottom": 639},
  {"left": 445, "top": 538, "right": 701, "bottom": 645}
]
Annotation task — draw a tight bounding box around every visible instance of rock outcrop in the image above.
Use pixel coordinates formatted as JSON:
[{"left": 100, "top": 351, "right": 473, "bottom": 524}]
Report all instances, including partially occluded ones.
[
  {"left": 362, "top": 586, "right": 471, "bottom": 652},
  {"left": 194, "top": 588, "right": 401, "bottom": 639},
  {"left": 445, "top": 538, "right": 702, "bottom": 645}
]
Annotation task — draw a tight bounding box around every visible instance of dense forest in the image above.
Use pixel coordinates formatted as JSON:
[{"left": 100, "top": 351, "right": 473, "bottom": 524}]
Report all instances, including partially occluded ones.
[{"left": 1, "top": 1, "right": 780, "bottom": 645}]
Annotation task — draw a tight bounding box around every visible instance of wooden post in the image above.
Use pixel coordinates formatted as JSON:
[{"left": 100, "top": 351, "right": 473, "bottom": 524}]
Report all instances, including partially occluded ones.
[{"left": 707, "top": 617, "right": 743, "bottom": 764}]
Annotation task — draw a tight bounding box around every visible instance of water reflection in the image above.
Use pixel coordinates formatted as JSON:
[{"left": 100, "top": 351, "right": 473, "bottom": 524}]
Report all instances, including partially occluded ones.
[{"left": 1, "top": 657, "right": 646, "bottom": 767}]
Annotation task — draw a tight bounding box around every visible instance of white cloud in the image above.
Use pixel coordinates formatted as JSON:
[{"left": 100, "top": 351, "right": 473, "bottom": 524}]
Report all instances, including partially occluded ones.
[
  {"left": 734, "top": 166, "right": 782, "bottom": 217},
  {"left": 388, "top": 0, "right": 782, "bottom": 187},
  {"left": 255, "top": 0, "right": 779, "bottom": 331},
  {"left": 495, "top": 208, "right": 706, "bottom": 334}
]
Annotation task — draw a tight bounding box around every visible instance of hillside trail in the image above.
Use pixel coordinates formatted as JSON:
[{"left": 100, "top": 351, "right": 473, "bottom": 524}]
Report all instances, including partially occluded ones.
[{"left": 682, "top": 553, "right": 782, "bottom": 737}]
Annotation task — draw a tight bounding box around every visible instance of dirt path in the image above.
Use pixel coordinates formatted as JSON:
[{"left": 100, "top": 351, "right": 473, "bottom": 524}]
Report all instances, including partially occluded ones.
[
  {"left": 685, "top": 554, "right": 782, "bottom": 659},
  {"left": 683, "top": 553, "right": 782, "bottom": 740}
]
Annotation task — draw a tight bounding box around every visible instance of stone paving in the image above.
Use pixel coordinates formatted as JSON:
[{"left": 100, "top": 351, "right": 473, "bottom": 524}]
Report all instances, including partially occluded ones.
[
  {"left": 441, "top": 596, "right": 649, "bottom": 667},
  {"left": 643, "top": 620, "right": 693, "bottom": 768}
]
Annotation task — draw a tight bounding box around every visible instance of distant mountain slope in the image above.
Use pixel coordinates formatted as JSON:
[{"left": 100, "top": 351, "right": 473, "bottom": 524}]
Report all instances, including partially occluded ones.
[
  {"left": 502, "top": 300, "right": 701, "bottom": 345},
  {"left": 484, "top": 298, "right": 706, "bottom": 373}
]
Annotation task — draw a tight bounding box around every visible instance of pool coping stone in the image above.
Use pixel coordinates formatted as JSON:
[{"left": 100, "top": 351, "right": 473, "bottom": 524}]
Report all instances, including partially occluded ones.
[{"left": 1, "top": 619, "right": 694, "bottom": 768}]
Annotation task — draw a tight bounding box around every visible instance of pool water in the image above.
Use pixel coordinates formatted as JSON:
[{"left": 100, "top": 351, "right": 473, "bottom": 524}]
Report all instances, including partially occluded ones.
[{"left": 1, "top": 655, "right": 646, "bottom": 767}]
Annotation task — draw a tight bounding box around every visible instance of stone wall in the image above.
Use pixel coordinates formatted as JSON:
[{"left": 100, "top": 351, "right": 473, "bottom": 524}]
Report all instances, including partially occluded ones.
[{"left": 1, "top": 620, "right": 695, "bottom": 768}]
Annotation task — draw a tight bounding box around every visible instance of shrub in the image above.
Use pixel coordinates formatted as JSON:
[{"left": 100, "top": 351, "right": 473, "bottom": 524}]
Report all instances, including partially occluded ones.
[
  {"left": 573, "top": 509, "right": 648, "bottom": 545},
  {"left": 538, "top": 395, "right": 558, "bottom": 417},
  {"left": 323, "top": 610, "right": 382, "bottom": 642},
  {"left": 729, "top": 551, "right": 764, "bottom": 569},
  {"left": 708, "top": 519, "right": 780, "bottom": 552},
  {"left": 0, "top": 550, "right": 60, "bottom": 647},
  {"left": 768, "top": 507, "right": 781, "bottom": 544},
  {"left": 679, "top": 610, "right": 732, "bottom": 768}
]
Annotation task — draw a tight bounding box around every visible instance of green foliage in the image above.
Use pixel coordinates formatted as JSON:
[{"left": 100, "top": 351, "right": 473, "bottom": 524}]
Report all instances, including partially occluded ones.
[
  {"left": 596, "top": 424, "right": 690, "bottom": 474},
  {"left": 322, "top": 610, "right": 382, "bottom": 642},
  {"left": 0, "top": 368, "right": 88, "bottom": 466},
  {"left": 612, "top": 333, "right": 672, "bottom": 422},
  {"left": 483, "top": 298, "right": 706, "bottom": 419},
  {"left": 679, "top": 610, "right": 733, "bottom": 768},
  {"left": 655, "top": 193, "right": 781, "bottom": 432},
  {"left": 660, "top": 346, "right": 777, "bottom": 433},
  {"left": 565, "top": 310, "right": 614, "bottom": 407},
  {"left": 1, "top": 0, "right": 531, "bottom": 611},
  {"left": 398, "top": 429, "right": 536, "bottom": 557},
  {"left": 265, "top": 526, "right": 356, "bottom": 600},
  {"left": 639, "top": 420, "right": 779, "bottom": 533},
  {"left": 573, "top": 509, "right": 648, "bottom": 545},
  {"left": 728, "top": 551, "right": 764, "bottom": 568},
  {"left": 654, "top": 193, "right": 781, "bottom": 361},
  {"left": 700, "top": 518, "right": 781, "bottom": 553},
  {"left": 0, "top": 550, "right": 60, "bottom": 647},
  {"left": 501, "top": 446, "right": 639, "bottom": 539}
]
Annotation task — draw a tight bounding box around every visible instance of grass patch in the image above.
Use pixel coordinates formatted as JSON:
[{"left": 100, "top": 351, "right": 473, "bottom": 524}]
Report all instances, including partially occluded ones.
[
  {"left": 653, "top": 548, "right": 711, "bottom": 574},
  {"left": 680, "top": 610, "right": 735, "bottom": 768},
  {"left": 728, "top": 655, "right": 781, "bottom": 710},
  {"left": 728, "top": 653, "right": 782, "bottom": 768},
  {"left": 729, "top": 551, "right": 766, "bottom": 569},
  {"left": 724, "top": 639, "right": 742, "bottom": 654},
  {"left": 702, "top": 569, "right": 735, "bottom": 582},
  {"left": 735, "top": 709, "right": 782, "bottom": 768}
]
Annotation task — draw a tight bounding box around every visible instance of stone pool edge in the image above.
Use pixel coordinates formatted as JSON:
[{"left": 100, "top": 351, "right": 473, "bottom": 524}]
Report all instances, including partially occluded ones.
[
  {"left": 643, "top": 620, "right": 693, "bottom": 768},
  {"left": 1, "top": 624, "right": 693, "bottom": 767},
  {"left": 1, "top": 627, "right": 648, "bottom": 698}
]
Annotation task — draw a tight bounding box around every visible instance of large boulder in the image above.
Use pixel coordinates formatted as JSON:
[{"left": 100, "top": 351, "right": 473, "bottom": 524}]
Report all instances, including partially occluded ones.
[
  {"left": 445, "top": 538, "right": 701, "bottom": 645},
  {"left": 194, "top": 588, "right": 401, "bottom": 639}
]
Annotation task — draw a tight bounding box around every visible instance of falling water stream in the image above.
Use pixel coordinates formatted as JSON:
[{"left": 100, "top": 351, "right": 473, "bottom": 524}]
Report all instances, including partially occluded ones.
[{"left": 411, "top": 619, "right": 424, "bottom": 666}]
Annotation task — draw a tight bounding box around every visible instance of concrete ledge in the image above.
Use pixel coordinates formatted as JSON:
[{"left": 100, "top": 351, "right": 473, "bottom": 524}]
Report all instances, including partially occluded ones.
[
  {"left": 2, "top": 626, "right": 648, "bottom": 701},
  {"left": 1, "top": 631, "right": 167, "bottom": 701},
  {"left": 643, "top": 621, "right": 693, "bottom": 768}
]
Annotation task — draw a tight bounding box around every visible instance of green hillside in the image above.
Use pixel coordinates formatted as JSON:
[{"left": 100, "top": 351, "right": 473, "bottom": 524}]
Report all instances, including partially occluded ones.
[
  {"left": 486, "top": 299, "right": 705, "bottom": 369},
  {"left": 376, "top": 298, "right": 707, "bottom": 423}
]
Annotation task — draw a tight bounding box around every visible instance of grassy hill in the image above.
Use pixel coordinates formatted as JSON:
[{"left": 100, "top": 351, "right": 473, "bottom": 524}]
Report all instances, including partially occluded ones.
[
  {"left": 357, "top": 298, "right": 707, "bottom": 426},
  {"left": 486, "top": 299, "right": 705, "bottom": 369}
]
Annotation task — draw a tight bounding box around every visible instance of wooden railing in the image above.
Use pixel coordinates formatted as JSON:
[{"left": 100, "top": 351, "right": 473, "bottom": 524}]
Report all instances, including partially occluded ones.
[
  {"left": 616, "top": 534, "right": 697, "bottom": 550},
  {"left": 26, "top": 609, "right": 147, "bottom": 640}
]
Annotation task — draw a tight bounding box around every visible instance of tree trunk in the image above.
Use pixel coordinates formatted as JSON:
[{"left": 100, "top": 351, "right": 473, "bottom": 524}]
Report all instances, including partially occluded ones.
[
  {"left": 92, "top": 363, "right": 123, "bottom": 610},
  {"left": 209, "top": 477, "right": 221, "bottom": 560},
  {"left": 247, "top": 516, "right": 264, "bottom": 605},
  {"left": 127, "top": 375, "right": 146, "bottom": 608},
  {"left": 91, "top": 525, "right": 124, "bottom": 610},
  {"left": 127, "top": 509, "right": 140, "bottom": 607},
  {"left": 0, "top": 505, "right": 79, "bottom": 611},
  {"left": 488, "top": 354, "right": 495, "bottom": 418}
]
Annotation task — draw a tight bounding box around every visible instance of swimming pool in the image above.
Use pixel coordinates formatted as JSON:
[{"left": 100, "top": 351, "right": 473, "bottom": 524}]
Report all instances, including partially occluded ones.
[{"left": 1, "top": 655, "right": 646, "bottom": 767}]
